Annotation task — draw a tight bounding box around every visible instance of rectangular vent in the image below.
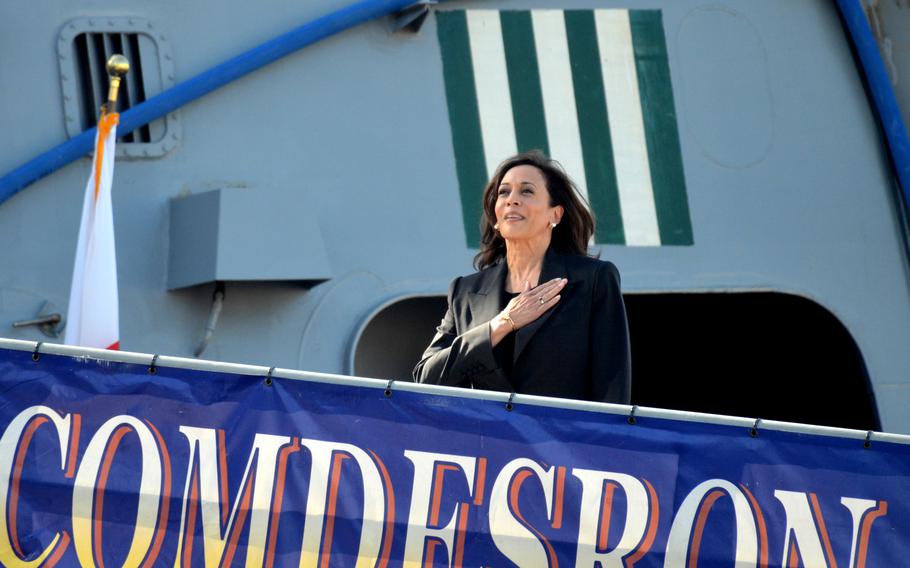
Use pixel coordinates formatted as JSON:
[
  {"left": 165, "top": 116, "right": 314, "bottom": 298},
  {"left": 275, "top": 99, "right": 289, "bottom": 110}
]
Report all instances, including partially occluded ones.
[
  {"left": 59, "top": 18, "right": 179, "bottom": 158},
  {"left": 73, "top": 32, "right": 152, "bottom": 143}
]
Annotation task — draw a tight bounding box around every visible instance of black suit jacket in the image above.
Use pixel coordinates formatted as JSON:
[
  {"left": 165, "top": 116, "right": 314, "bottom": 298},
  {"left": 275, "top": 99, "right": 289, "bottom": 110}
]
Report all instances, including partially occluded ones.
[{"left": 413, "top": 249, "right": 631, "bottom": 404}]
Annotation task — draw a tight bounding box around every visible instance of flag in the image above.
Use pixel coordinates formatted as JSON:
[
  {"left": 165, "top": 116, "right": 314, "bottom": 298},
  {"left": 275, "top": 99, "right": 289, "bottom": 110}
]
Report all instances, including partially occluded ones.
[
  {"left": 436, "top": 9, "right": 694, "bottom": 247},
  {"left": 64, "top": 111, "right": 120, "bottom": 350}
]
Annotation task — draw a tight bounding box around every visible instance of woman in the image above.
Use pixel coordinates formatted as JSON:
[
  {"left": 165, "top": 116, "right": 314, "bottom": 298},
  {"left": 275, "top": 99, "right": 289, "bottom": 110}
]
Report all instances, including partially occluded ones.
[{"left": 413, "top": 151, "right": 631, "bottom": 403}]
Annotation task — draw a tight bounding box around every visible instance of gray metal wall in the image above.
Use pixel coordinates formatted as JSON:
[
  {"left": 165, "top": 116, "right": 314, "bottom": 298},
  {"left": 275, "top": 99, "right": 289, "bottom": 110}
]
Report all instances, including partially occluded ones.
[{"left": 2, "top": 1, "right": 909, "bottom": 431}]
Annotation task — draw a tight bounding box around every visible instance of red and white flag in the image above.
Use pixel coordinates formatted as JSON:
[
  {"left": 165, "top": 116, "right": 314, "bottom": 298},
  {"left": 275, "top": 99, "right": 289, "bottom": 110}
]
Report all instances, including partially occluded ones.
[{"left": 64, "top": 111, "right": 120, "bottom": 350}]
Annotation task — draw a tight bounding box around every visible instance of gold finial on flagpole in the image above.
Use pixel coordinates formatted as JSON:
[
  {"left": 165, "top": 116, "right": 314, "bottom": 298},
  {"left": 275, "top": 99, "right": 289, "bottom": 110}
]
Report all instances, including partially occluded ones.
[{"left": 104, "top": 54, "right": 130, "bottom": 112}]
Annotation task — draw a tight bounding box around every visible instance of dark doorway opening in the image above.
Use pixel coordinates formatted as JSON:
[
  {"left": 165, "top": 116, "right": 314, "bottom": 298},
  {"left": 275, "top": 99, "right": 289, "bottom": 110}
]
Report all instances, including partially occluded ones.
[
  {"left": 625, "top": 293, "right": 878, "bottom": 430},
  {"left": 354, "top": 296, "right": 447, "bottom": 382},
  {"left": 354, "top": 292, "right": 879, "bottom": 430}
]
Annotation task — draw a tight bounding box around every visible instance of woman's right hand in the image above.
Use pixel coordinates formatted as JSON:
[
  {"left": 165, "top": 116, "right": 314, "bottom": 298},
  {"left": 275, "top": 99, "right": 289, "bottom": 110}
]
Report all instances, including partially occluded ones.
[{"left": 490, "top": 278, "right": 567, "bottom": 346}]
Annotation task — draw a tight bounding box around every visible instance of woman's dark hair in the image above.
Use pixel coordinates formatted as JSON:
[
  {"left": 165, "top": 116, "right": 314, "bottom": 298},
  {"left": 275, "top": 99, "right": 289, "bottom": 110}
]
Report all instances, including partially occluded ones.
[{"left": 474, "top": 150, "right": 595, "bottom": 270}]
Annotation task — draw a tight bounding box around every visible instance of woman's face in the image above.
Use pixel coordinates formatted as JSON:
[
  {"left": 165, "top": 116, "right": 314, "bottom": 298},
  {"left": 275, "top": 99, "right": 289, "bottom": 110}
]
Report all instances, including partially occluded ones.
[{"left": 494, "top": 165, "right": 563, "bottom": 242}]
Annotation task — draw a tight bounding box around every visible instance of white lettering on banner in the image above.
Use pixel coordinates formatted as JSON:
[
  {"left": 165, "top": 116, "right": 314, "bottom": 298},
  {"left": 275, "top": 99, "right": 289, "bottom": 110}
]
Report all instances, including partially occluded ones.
[
  {"left": 297, "top": 439, "right": 388, "bottom": 568},
  {"left": 174, "top": 428, "right": 298, "bottom": 568},
  {"left": 488, "top": 459, "right": 561, "bottom": 567},
  {"left": 775, "top": 490, "right": 888, "bottom": 568},
  {"left": 402, "top": 450, "right": 478, "bottom": 568},
  {"left": 0, "top": 406, "right": 75, "bottom": 568},
  {"left": 842, "top": 497, "right": 889, "bottom": 568},
  {"left": 664, "top": 479, "right": 760, "bottom": 567},
  {"left": 0, "top": 404, "right": 894, "bottom": 566},
  {"left": 573, "top": 469, "right": 658, "bottom": 567},
  {"left": 72, "top": 415, "right": 169, "bottom": 568}
]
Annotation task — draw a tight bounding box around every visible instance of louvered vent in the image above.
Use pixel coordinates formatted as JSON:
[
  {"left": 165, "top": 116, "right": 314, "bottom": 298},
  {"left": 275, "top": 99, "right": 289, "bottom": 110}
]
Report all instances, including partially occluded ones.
[
  {"left": 73, "top": 33, "right": 151, "bottom": 142},
  {"left": 58, "top": 18, "right": 181, "bottom": 158}
]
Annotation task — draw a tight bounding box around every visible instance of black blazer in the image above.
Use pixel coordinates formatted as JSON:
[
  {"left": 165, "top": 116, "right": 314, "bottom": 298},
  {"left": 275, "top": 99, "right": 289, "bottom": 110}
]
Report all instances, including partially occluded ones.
[{"left": 413, "top": 249, "right": 631, "bottom": 404}]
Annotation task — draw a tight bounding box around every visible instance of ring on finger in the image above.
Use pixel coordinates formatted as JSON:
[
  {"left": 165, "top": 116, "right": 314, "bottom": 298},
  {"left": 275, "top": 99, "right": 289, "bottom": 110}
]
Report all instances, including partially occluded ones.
[{"left": 538, "top": 296, "right": 546, "bottom": 305}]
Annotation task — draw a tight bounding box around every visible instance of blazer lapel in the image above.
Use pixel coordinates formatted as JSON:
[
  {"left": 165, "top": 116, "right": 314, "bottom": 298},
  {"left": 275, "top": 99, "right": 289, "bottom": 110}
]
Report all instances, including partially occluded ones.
[
  {"left": 514, "top": 249, "right": 569, "bottom": 364},
  {"left": 467, "top": 260, "right": 507, "bottom": 326}
]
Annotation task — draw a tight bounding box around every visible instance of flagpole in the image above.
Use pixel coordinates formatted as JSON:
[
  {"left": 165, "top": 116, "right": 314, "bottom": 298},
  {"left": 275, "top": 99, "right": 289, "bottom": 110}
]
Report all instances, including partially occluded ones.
[{"left": 104, "top": 54, "right": 130, "bottom": 115}]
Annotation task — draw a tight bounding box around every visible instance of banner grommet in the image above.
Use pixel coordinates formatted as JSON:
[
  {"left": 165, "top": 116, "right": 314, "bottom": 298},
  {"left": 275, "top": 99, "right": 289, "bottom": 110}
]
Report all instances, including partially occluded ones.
[
  {"left": 149, "top": 354, "right": 159, "bottom": 375},
  {"left": 750, "top": 419, "right": 762, "bottom": 438},
  {"left": 628, "top": 405, "right": 638, "bottom": 425},
  {"left": 31, "top": 342, "right": 43, "bottom": 362},
  {"left": 506, "top": 392, "right": 515, "bottom": 411},
  {"left": 384, "top": 379, "right": 394, "bottom": 397},
  {"left": 265, "top": 367, "right": 276, "bottom": 387}
]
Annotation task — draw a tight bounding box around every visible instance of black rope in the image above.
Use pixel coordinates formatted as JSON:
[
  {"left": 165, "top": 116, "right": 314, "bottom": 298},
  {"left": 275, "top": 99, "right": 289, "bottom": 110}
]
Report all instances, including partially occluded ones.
[{"left": 750, "top": 418, "right": 762, "bottom": 438}]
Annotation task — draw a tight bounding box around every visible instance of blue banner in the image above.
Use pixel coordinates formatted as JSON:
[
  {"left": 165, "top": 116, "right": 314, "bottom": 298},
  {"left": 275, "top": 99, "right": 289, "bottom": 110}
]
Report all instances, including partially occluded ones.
[{"left": 0, "top": 345, "right": 907, "bottom": 567}]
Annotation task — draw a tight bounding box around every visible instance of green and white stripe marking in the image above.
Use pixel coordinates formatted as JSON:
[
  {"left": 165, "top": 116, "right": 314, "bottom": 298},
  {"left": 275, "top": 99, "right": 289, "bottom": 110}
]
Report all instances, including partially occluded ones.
[{"left": 437, "top": 9, "right": 693, "bottom": 247}]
